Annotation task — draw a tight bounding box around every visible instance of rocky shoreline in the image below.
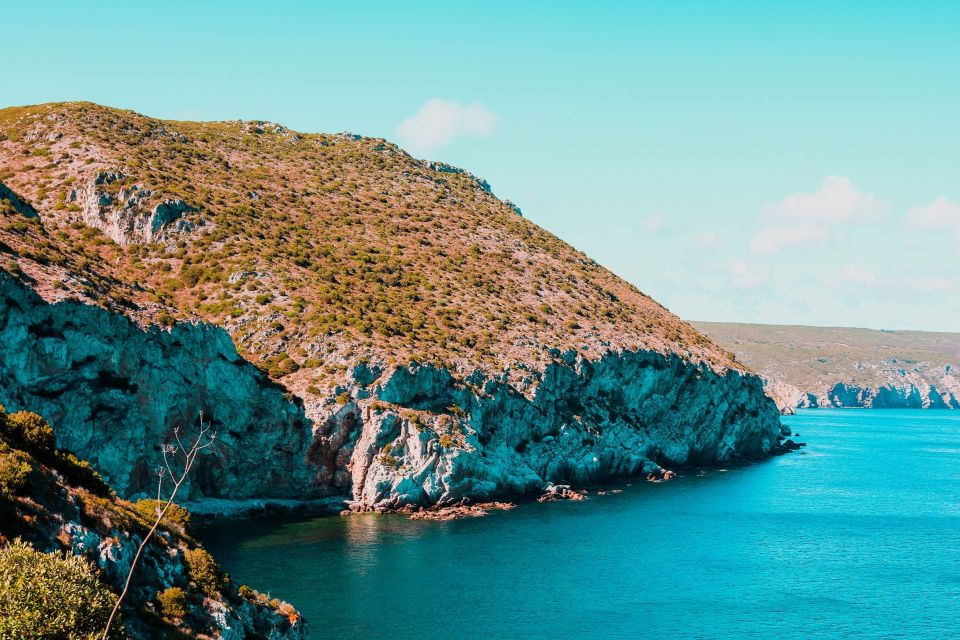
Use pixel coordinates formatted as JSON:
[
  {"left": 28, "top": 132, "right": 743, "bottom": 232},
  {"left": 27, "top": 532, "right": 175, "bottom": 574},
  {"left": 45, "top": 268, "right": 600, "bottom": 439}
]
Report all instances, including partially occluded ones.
[{"left": 190, "top": 437, "right": 806, "bottom": 525}]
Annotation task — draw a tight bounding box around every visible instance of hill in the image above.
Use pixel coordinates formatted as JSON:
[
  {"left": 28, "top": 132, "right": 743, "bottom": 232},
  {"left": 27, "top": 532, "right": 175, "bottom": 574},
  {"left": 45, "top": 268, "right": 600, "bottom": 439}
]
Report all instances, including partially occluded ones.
[
  {"left": 0, "top": 102, "right": 784, "bottom": 510},
  {"left": 693, "top": 322, "right": 960, "bottom": 410}
]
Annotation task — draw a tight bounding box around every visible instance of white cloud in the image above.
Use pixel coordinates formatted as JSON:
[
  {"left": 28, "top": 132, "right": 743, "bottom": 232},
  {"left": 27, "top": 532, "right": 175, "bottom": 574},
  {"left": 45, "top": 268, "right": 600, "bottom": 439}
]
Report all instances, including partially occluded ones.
[
  {"left": 905, "top": 196, "right": 960, "bottom": 230},
  {"left": 751, "top": 224, "right": 827, "bottom": 253},
  {"left": 396, "top": 98, "right": 497, "bottom": 151},
  {"left": 751, "top": 177, "right": 885, "bottom": 254},
  {"left": 762, "top": 176, "right": 886, "bottom": 223},
  {"left": 727, "top": 259, "right": 765, "bottom": 288},
  {"left": 641, "top": 213, "right": 664, "bottom": 232}
]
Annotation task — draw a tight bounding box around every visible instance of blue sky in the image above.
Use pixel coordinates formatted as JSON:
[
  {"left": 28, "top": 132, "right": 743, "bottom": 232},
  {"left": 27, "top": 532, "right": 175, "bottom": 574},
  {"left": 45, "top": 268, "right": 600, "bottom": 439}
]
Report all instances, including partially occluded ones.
[{"left": 3, "top": 1, "right": 958, "bottom": 330}]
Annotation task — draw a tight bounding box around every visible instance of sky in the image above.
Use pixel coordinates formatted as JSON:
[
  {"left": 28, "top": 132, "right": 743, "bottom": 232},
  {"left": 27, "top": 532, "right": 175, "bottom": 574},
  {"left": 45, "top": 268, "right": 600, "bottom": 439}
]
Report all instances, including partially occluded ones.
[{"left": 2, "top": 1, "right": 958, "bottom": 331}]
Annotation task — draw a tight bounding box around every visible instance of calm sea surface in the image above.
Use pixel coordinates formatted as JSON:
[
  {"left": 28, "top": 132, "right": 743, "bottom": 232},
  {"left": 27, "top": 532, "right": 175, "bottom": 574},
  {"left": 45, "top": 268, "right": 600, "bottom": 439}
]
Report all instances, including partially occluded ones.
[{"left": 200, "top": 409, "right": 960, "bottom": 639}]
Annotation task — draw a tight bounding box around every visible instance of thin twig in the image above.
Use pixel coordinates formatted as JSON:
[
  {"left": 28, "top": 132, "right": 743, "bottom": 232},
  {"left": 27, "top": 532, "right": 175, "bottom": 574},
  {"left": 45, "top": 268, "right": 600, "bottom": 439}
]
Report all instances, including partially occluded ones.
[{"left": 101, "top": 414, "right": 216, "bottom": 639}]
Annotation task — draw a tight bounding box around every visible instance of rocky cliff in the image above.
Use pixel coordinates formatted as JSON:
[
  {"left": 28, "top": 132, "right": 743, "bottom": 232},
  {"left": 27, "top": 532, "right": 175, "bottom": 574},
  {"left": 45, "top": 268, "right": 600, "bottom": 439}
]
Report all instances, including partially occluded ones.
[
  {"left": 0, "top": 102, "right": 786, "bottom": 512},
  {"left": 694, "top": 321, "right": 960, "bottom": 411},
  {"left": 0, "top": 270, "right": 316, "bottom": 501},
  {"left": 1, "top": 270, "right": 783, "bottom": 510},
  {"left": 320, "top": 351, "right": 780, "bottom": 510}
]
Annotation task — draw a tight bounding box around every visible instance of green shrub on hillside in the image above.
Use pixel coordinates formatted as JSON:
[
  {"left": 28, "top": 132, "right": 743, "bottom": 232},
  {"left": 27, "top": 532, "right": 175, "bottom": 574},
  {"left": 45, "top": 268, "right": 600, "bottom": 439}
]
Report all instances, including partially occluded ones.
[
  {"left": 156, "top": 586, "right": 188, "bottom": 620},
  {"left": 0, "top": 407, "right": 112, "bottom": 498},
  {"left": 0, "top": 539, "right": 120, "bottom": 639},
  {"left": 184, "top": 547, "right": 223, "bottom": 594},
  {"left": 0, "top": 445, "right": 31, "bottom": 497},
  {"left": 2, "top": 410, "right": 55, "bottom": 452},
  {"left": 132, "top": 499, "right": 192, "bottom": 532}
]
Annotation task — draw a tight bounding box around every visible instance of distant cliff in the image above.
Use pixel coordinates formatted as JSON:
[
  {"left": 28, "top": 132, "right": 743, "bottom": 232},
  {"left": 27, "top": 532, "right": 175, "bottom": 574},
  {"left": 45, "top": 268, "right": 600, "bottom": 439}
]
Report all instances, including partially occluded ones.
[{"left": 694, "top": 322, "right": 960, "bottom": 411}]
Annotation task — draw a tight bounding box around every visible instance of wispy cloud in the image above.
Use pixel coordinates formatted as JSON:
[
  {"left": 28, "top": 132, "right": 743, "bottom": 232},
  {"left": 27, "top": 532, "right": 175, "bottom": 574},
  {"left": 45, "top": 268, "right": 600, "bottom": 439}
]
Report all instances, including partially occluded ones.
[
  {"left": 904, "top": 276, "right": 955, "bottom": 293},
  {"left": 752, "top": 177, "right": 885, "bottom": 253},
  {"left": 820, "top": 267, "right": 954, "bottom": 295},
  {"left": 762, "top": 176, "right": 885, "bottom": 224},
  {"left": 396, "top": 98, "right": 497, "bottom": 152},
  {"left": 835, "top": 265, "right": 879, "bottom": 287},
  {"left": 692, "top": 232, "right": 718, "bottom": 250},
  {"left": 904, "top": 197, "right": 960, "bottom": 250}
]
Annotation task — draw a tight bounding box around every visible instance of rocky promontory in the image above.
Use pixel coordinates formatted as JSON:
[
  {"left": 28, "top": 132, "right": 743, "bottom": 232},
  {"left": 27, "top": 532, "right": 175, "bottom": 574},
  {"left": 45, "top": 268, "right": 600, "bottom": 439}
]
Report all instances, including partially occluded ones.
[{"left": 0, "top": 102, "right": 786, "bottom": 514}]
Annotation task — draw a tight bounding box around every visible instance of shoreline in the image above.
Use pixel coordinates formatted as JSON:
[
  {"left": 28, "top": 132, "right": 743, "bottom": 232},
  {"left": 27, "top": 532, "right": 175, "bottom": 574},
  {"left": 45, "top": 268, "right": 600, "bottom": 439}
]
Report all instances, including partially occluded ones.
[{"left": 185, "top": 439, "right": 804, "bottom": 524}]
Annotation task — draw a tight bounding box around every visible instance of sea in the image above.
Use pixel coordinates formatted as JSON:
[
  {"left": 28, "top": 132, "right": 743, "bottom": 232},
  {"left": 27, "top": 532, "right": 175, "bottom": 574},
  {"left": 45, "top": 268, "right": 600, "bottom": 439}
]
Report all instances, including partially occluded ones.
[{"left": 200, "top": 409, "right": 960, "bottom": 639}]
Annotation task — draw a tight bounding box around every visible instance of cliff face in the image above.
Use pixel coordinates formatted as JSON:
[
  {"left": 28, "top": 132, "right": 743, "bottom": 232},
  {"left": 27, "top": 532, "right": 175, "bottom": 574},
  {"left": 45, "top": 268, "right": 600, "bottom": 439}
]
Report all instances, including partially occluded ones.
[
  {"left": 1, "top": 270, "right": 784, "bottom": 509},
  {"left": 695, "top": 322, "right": 960, "bottom": 411},
  {"left": 768, "top": 374, "right": 960, "bottom": 410},
  {"left": 0, "top": 271, "right": 316, "bottom": 501},
  {"left": 326, "top": 353, "right": 781, "bottom": 509}
]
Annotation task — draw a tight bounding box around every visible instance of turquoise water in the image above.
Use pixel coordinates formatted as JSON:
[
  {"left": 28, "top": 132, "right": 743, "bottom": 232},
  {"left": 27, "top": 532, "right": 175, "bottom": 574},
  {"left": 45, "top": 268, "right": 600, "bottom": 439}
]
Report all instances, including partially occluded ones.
[{"left": 200, "top": 410, "right": 960, "bottom": 639}]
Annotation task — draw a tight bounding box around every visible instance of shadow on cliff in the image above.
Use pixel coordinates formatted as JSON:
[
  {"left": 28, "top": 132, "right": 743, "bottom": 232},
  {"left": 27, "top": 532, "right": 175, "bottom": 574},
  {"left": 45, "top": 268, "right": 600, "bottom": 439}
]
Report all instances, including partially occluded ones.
[{"left": 0, "top": 269, "right": 321, "bottom": 501}]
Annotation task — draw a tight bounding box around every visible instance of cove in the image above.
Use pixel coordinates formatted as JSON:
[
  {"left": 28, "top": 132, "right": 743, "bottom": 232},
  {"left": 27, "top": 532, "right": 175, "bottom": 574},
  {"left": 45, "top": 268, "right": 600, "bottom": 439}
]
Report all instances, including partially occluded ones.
[{"left": 200, "top": 409, "right": 960, "bottom": 639}]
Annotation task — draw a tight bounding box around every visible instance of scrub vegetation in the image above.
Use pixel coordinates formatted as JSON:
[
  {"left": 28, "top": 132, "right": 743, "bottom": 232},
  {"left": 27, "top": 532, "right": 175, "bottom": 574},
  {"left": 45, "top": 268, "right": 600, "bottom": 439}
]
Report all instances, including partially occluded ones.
[{"left": 0, "top": 102, "right": 738, "bottom": 399}]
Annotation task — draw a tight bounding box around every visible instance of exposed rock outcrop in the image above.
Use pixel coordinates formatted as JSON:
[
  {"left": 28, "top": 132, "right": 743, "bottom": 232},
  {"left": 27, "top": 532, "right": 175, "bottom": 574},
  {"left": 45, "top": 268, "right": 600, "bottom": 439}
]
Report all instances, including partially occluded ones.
[
  {"left": 1, "top": 269, "right": 785, "bottom": 510},
  {"left": 315, "top": 353, "right": 785, "bottom": 510},
  {"left": 68, "top": 170, "right": 198, "bottom": 245},
  {"left": 780, "top": 377, "right": 960, "bottom": 410},
  {"left": 0, "top": 270, "right": 317, "bottom": 500}
]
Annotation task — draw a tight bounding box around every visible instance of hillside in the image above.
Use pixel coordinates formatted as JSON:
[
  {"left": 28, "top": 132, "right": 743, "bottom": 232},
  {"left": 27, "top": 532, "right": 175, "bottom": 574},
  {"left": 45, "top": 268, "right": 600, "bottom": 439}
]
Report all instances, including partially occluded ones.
[
  {"left": 0, "top": 101, "right": 729, "bottom": 380},
  {"left": 694, "top": 322, "right": 960, "bottom": 410},
  {"left": 0, "top": 405, "right": 307, "bottom": 639},
  {"left": 0, "top": 102, "right": 785, "bottom": 510}
]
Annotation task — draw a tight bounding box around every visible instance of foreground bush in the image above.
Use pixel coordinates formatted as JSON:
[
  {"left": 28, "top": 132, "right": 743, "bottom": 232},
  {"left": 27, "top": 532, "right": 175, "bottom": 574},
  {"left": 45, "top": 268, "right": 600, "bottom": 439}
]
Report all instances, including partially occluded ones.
[
  {"left": 0, "top": 444, "right": 30, "bottom": 497},
  {"left": 0, "top": 539, "right": 119, "bottom": 639}
]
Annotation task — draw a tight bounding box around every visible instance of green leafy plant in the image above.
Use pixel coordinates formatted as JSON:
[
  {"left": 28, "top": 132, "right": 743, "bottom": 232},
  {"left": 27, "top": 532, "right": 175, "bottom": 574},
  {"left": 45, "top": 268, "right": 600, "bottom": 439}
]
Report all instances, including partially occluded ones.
[
  {"left": 0, "top": 539, "right": 119, "bottom": 639},
  {"left": 0, "top": 445, "right": 31, "bottom": 497},
  {"left": 132, "top": 499, "right": 191, "bottom": 532},
  {"left": 0, "top": 408, "right": 111, "bottom": 497}
]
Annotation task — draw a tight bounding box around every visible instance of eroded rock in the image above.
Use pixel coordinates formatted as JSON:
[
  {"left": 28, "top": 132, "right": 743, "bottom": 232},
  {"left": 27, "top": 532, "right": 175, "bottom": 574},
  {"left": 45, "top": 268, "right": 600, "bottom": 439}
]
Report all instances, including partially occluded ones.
[{"left": 68, "top": 170, "right": 199, "bottom": 244}]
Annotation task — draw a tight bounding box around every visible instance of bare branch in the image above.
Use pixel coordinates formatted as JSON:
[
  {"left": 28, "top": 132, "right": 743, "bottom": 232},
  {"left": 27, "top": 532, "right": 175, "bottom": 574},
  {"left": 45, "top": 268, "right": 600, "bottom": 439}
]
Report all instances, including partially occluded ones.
[
  {"left": 101, "top": 413, "right": 216, "bottom": 639},
  {"left": 173, "top": 426, "right": 187, "bottom": 458}
]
